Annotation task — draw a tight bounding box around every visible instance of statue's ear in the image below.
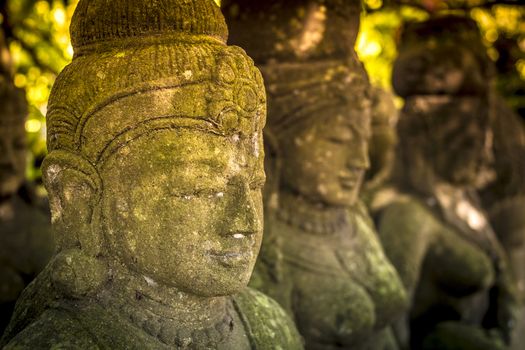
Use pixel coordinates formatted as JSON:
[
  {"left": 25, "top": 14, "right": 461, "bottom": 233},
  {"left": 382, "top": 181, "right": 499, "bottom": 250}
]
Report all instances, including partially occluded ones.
[{"left": 42, "top": 151, "right": 102, "bottom": 256}]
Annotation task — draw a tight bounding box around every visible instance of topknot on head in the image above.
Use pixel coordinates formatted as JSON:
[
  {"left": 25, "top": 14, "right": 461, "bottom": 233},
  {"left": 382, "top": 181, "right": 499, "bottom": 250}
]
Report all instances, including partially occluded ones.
[{"left": 71, "top": 0, "right": 228, "bottom": 55}]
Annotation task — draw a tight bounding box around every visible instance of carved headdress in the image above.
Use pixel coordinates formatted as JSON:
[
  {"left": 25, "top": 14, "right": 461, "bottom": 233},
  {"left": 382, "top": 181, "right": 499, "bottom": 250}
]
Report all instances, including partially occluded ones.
[
  {"left": 46, "top": 0, "right": 265, "bottom": 167},
  {"left": 223, "top": 0, "right": 370, "bottom": 139}
]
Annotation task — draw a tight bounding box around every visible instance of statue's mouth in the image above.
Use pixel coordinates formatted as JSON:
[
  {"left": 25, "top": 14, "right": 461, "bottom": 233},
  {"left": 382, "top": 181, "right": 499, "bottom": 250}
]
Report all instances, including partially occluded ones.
[
  {"left": 207, "top": 250, "right": 252, "bottom": 268},
  {"left": 339, "top": 176, "right": 358, "bottom": 190}
]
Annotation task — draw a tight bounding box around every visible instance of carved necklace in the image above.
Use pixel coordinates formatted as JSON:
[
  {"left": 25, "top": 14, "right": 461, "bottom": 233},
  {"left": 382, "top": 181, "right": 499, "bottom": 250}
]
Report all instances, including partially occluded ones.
[
  {"left": 99, "top": 272, "right": 237, "bottom": 349},
  {"left": 116, "top": 295, "right": 236, "bottom": 349},
  {"left": 276, "top": 191, "right": 350, "bottom": 235}
]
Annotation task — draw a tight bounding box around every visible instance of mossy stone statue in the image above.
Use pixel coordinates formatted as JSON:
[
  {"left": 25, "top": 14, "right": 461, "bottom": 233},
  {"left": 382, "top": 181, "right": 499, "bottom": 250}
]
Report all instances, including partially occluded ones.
[
  {"left": 224, "top": 2, "right": 408, "bottom": 349},
  {"left": 362, "top": 86, "right": 399, "bottom": 208},
  {"left": 376, "top": 15, "right": 517, "bottom": 350},
  {"left": 481, "top": 76, "right": 525, "bottom": 350},
  {"left": 0, "top": 1, "right": 302, "bottom": 349},
  {"left": 0, "top": 32, "right": 53, "bottom": 333}
]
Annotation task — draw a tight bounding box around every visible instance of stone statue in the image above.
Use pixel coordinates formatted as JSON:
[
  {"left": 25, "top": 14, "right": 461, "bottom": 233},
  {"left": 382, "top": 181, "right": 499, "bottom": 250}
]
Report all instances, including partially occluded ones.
[
  {"left": 0, "top": 1, "right": 303, "bottom": 348},
  {"left": 0, "top": 31, "right": 53, "bottom": 332},
  {"left": 481, "top": 95, "right": 525, "bottom": 350},
  {"left": 224, "top": 1, "right": 408, "bottom": 349},
  {"left": 362, "top": 86, "right": 399, "bottom": 208},
  {"left": 375, "top": 16, "right": 517, "bottom": 350}
]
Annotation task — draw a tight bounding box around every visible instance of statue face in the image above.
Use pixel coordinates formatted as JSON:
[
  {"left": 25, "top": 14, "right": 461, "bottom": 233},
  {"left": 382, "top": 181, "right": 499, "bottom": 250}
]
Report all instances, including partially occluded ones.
[
  {"left": 280, "top": 109, "right": 369, "bottom": 206},
  {"left": 0, "top": 121, "right": 26, "bottom": 197},
  {"left": 101, "top": 128, "right": 265, "bottom": 296}
]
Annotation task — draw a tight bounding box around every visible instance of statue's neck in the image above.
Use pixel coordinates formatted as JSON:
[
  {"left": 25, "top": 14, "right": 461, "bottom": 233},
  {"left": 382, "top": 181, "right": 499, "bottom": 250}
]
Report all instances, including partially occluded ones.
[
  {"left": 276, "top": 189, "right": 350, "bottom": 235},
  {"left": 105, "top": 260, "right": 230, "bottom": 328}
]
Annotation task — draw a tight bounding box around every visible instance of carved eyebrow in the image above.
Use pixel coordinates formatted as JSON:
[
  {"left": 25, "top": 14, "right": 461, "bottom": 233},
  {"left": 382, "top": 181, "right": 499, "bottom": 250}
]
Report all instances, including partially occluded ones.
[
  {"left": 169, "top": 159, "right": 228, "bottom": 173},
  {"left": 344, "top": 121, "right": 371, "bottom": 138}
]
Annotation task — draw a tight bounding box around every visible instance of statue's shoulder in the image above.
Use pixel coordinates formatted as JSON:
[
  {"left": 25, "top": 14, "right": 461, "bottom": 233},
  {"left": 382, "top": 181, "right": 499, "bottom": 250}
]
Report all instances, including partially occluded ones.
[
  {"left": 3, "top": 300, "right": 167, "bottom": 350},
  {"left": 233, "top": 287, "right": 303, "bottom": 350},
  {"left": 377, "top": 193, "right": 436, "bottom": 229},
  {"left": 2, "top": 308, "right": 99, "bottom": 349}
]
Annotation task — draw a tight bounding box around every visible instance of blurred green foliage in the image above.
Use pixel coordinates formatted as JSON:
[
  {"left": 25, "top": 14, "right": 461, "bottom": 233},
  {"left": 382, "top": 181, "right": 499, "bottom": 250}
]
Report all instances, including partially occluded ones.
[
  {"left": 0, "top": 0, "right": 523, "bottom": 182},
  {"left": 357, "top": 5, "right": 429, "bottom": 91},
  {"left": 2, "top": 0, "right": 77, "bottom": 182}
]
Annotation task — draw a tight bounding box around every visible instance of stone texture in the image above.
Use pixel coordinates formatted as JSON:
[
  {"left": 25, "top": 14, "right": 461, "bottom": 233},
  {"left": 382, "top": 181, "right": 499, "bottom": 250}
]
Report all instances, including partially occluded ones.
[
  {"left": 362, "top": 87, "right": 399, "bottom": 208},
  {"left": 224, "top": 2, "right": 408, "bottom": 349},
  {"left": 481, "top": 93, "right": 525, "bottom": 350},
  {"left": 0, "top": 1, "right": 303, "bottom": 348},
  {"left": 375, "top": 15, "right": 518, "bottom": 350}
]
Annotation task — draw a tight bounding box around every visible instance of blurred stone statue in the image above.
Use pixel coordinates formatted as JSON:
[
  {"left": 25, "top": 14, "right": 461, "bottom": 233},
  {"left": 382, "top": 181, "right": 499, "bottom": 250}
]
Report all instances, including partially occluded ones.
[
  {"left": 224, "top": 1, "right": 407, "bottom": 349},
  {"left": 0, "top": 1, "right": 303, "bottom": 348},
  {"left": 0, "top": 31, "right": 53, "bottom": 332},
  {"left": 376, "top": 15, "right": 517, "bottom": 350},
  {"left": 362, "top": 86, "right": 399, "bottom": 207},
  {"left": 481, "top": 95, "right": 525, "bottom": 350}
]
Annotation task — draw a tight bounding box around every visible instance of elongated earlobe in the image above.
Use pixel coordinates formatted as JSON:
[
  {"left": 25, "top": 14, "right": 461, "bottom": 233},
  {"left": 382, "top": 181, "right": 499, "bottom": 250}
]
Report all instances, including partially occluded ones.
[{"left": 42, "top": 150, "right": 102, "bottom": 256}]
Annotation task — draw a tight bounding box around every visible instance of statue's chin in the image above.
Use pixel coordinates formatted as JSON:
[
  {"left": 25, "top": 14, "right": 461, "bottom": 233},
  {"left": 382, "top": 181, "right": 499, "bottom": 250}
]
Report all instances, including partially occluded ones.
[
  {"left": 186, "top": 279, "right": 250, "bottom": 298},
  {"left": 320, "top": 191, "right": 359, "bottom": 208},
  {"left": 155, "top": 266, "right": 253, "bottom": 297}
]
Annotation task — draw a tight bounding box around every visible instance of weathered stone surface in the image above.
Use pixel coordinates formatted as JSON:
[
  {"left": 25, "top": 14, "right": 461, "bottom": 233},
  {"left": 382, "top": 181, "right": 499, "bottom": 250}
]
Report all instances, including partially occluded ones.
[
  {"left": 362, "top": 86, "right": 399, "bottom": 208},
  {"left": 223, "top": 0, "right": 361, "bottom": 64},
  {"left": 366, "top": 87, "right": 398, "bottom": 184},
  {"left": 481, "top": 95, "right": 525, "bottom": 350},
  {"left": 224, "top": 2, "right": 408, "bottom": 349},
  {"left": 0, "top": 31, "right": 53, "bottom": 333},
  {"left": 0, "top": 1, "right": 303, "bottom": 348},
  {"left": 375, "top": 15, "right": 518, "bottom": 350},
  {"left": 392, "top": 16, "right": 494, "bottom": 98}
]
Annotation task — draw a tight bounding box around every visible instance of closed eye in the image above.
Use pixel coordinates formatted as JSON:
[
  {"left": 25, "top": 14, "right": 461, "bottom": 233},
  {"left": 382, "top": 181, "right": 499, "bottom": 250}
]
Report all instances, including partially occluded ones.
[
  {"left": 327, "top": 136, "right": 351, "bottom": 144},
  {"left": 170, "top": 188, "right": 225, "bottom": 199},
  {"left": 249, "top": 178, "right": 265, "bottom": 190}
]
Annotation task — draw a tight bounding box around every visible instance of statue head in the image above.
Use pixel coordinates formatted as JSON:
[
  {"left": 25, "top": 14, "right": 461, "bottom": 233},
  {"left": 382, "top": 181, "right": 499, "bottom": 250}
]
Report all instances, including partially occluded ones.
[
  {"left": 393, "top": 16, "right": 494, "bottom": 98},
  {"left": 42, "top": 0, "right": 266, "bottom": 297},
  {"left": 393, "top": 16, "right": 496, "bottom": 191},
  {"left": 263, "top": 61, "right": 371, "bottom": 207},
  {"left": 0, "top": 43, "right": 27, "bottom": 198}
]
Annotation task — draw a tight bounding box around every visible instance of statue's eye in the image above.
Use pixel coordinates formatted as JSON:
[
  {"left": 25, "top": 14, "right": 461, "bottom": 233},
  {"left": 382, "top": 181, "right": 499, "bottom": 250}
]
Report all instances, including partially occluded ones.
[
  {"left": 326, "top": 125, "right": 353, "bottom": 144},
  {"left": 170, "top": 187, "right": 223, "bottom": 200},
  {"left": 327, "top": 133, "right": 353, "bottom": 144},
  {"left": 249, "top": 178, "right": 265, "bottom": 191},
  {"left": 327, "top": 137, "right": 348, "bottom": 144}
]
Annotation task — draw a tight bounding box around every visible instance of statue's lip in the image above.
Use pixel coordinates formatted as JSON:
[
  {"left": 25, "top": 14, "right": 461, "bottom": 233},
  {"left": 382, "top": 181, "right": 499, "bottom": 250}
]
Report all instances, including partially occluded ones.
[
  {"left": 339, "top": 176, "right": 358, "bottom": 189},
  {"left": 207, "top": 250, "right": 251, "bottom": 267},
  {"left": 223, "top": 231, "right": 257, "bottom": 238}
]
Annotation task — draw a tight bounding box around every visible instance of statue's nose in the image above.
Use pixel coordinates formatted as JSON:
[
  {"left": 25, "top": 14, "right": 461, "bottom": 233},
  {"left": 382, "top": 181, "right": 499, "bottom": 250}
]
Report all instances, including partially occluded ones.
[
  {"left": 347, "top": 141, "right": 370, "bottom": 171},
  {"left": 226, "top": 182, "right": 261, "bottom": 237}
]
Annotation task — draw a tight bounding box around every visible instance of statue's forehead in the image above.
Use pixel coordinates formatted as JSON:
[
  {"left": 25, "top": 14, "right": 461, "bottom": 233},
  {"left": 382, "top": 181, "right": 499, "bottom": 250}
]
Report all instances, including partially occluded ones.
[
  {"left": 81, "top": 85, "right": 208, "bottom": 162},
  {"left": 103, "top": 128, "right": 259, "bottom": 177}
]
